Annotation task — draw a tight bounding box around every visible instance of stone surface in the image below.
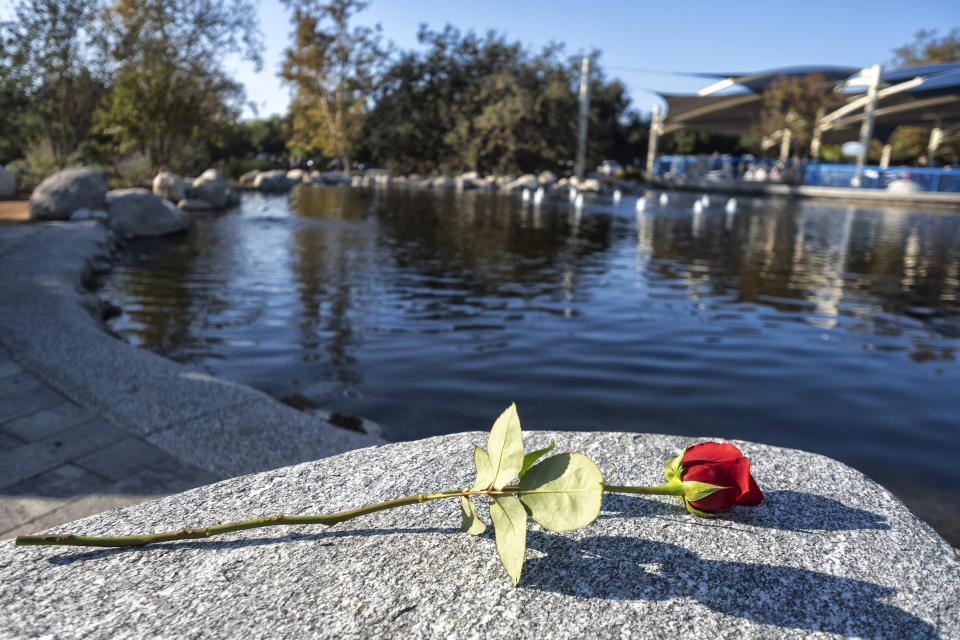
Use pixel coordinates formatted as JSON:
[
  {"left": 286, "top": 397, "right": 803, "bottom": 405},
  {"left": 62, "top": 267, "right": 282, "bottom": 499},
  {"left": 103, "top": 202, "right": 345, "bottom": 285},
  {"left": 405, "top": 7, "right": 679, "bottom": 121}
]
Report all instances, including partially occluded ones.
[
  {"left": 191, "top": 169, "right": 228, "bottom": 208},
  {"left": 176, "top": 198, "right": 217, "bottom": 211},
  {"left": 151, "top": 171, "right": 188, "bottom": 203},
  {"left": 0, "top": 166, "right": 15, "bottom": 198},
  {"left": 1, "top": 431, "right": 957, "bottom": 639},
  {"left": 253, "top": 169, "right": 293, "bottom": 192},
  {"left": 29, "top": 168, "right": 107, "bottom": 221},
  {"left": 106, "top": 188, "right": 191, "bottom": 237}
]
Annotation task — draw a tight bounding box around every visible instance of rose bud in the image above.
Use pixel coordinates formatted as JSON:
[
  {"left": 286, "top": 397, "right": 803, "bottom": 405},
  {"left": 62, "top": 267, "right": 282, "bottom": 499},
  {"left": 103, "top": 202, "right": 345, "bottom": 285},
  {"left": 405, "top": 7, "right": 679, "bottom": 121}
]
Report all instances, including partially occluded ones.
[{"left": 665, "top": 442, "right": 764, "bottom": 516}]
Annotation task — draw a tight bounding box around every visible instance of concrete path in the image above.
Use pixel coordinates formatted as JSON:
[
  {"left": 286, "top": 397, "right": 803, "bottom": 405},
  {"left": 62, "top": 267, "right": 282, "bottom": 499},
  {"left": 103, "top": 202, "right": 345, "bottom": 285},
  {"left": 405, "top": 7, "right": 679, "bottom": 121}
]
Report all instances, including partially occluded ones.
[{"left": 0, "top": 343, "right": 219, "bottom": 539}]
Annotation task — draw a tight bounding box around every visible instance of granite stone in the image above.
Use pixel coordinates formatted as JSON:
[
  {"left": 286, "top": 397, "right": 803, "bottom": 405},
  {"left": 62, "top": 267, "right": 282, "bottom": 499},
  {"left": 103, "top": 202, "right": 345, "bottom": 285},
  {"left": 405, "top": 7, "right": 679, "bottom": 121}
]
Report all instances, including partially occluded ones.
[{"left": 2, "top": 431, "right": 957, "bottom": 639}]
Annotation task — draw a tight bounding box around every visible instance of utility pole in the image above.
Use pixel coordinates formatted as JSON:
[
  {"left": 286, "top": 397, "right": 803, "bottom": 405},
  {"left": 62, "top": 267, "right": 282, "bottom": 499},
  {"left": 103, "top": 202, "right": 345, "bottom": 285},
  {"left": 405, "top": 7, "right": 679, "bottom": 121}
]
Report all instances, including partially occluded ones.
[
  {"left": 646, "top": 104, "right": 662, "bottom": 178},
  {"left": 853, "top": 65, "right": 881, "bottom": 186},
  {"left": 575, "top": 56, "right": 591, "bottom": 183}
]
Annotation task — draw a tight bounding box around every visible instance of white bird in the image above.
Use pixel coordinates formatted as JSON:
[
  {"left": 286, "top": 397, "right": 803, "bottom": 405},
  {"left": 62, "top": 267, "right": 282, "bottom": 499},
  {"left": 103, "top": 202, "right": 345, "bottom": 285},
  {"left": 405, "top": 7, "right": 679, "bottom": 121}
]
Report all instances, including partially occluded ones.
[
  {"left": 700, "top": 194, "right": 710, "bottom": 207},
  {"left": 522, "top": 188, "right": 531, "bottom": 202},
  {"left": 635, "top": 197, "right": 647, "bottom": 211},
  {"left": 533, "top": 186, "right": 545, "bottom": 204},
  {"left": 659, "top": 193, "right": 669, "bottom": 206},
  {"left": 574, "top": 192, "right": 584, "bottom": 209},
  {"left": 612, "top": 189, "right": 622, "bottom": 204},
  {"left": 725, "top": 197, "right": 738, "bottom": 213},
  {"left": 693, "top": 200, "right": 704, "bottom": 214}
]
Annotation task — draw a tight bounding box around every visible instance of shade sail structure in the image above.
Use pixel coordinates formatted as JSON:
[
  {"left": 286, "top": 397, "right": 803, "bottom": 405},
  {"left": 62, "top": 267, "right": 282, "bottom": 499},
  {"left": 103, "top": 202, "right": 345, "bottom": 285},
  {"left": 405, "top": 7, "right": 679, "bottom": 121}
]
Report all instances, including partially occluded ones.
[{"left": 659, "top": 64, "right": 960, "bottom": 141}]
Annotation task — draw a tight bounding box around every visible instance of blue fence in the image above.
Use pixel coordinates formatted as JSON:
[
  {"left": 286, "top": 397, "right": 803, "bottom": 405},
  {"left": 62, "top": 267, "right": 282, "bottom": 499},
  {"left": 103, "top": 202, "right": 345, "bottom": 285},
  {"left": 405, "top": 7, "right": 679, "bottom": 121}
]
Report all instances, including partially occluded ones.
[{"left": 655, "top": 156, "right": 960, "bottom": 194}]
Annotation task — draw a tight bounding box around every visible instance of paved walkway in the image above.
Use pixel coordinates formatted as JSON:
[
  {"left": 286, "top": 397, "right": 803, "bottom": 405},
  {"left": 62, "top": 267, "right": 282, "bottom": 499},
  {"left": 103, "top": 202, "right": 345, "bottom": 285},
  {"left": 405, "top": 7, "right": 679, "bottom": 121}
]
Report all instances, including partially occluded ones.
[{"left": 0, "top": 344, "right": 219, "bottom": 540}]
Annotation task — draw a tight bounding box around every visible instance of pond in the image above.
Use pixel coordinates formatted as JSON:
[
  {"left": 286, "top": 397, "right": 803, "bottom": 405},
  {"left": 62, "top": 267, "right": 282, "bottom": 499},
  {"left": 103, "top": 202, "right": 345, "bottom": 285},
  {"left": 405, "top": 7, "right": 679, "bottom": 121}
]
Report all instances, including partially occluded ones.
[{"left": 100, "top": 186, "right": 960, "bottom": 545}]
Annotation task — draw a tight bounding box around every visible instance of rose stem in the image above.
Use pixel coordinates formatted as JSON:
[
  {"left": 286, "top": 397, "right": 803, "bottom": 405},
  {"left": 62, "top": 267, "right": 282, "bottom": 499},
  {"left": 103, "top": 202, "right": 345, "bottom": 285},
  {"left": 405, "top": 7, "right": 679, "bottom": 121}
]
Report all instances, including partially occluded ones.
[{"left": 15, "top": 483, "right": 682, "bottom": 548}]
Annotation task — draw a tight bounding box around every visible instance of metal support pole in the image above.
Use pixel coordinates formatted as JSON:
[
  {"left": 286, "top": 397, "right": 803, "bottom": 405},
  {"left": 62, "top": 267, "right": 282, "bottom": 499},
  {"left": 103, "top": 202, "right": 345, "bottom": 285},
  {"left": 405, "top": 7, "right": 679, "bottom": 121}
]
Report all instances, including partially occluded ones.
[
  {"left": 574, "top": 56, "right": 591, "bottom": 183},
  {"left": 927, "top": 127, "right": 943, "bottom": 166},
  {"left": 645, "top": 104, "right": 661, "bottom": 178},
  {"left": 853, "top": 64, "right": 881, "bottom": 185}
]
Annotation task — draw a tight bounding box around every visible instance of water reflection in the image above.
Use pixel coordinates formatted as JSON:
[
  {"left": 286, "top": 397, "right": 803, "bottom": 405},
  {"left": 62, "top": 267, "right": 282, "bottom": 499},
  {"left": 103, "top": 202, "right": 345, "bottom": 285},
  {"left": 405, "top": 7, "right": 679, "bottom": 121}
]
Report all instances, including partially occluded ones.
[{"left": 101, "top": 186, "right": 960, "bottom": 544}]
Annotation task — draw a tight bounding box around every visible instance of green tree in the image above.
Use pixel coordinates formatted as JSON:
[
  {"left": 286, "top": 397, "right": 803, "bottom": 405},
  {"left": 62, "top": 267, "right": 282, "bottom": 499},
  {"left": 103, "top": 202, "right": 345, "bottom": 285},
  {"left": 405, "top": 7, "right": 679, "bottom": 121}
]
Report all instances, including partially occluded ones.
[
  {"left": 887, "top": 28, "right": 960, "bottom": 164},
  {"left": 1, "top": 0, "right": 105, "bottom": 166},
  {"left": 94, "top": 0, "right": 263, "bottom": 172},
  {"left": 892, "top": 28, "right": 960, "bottom": 66},
  {"left": 756, "top": 73, "right": 844, "bottom": 157},
  {"left": 280, "top": 0, "right": 385, "bottom": 171},
  {"left": 365, "top": 26, "right": 642, "bottom": 175}
]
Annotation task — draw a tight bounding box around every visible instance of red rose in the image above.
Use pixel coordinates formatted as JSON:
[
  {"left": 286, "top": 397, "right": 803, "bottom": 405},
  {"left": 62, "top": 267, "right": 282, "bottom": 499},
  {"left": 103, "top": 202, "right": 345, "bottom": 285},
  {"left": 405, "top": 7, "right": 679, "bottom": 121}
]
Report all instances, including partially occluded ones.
[{"left": 679, "top": 442, "right": 763, "bottom": 512}]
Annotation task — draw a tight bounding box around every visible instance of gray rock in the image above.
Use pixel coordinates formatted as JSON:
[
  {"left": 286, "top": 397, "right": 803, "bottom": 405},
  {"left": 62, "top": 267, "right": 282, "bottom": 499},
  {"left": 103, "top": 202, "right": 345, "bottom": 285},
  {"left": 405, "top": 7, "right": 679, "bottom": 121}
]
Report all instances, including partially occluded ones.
[
  {"left": 225, "top": 188, "right": 241, "bottom": 207},
  {"left": 505, "top": 173, "right": 540, "bottom": 192},
  {"left": 286, "top": 169, "right": 306, "bottom": 183},
  {"left": 239, "top": 169, "right": 260, "bottom": 185},
  {"left": 253, "top": 170, "right": 293, "bottom": 192},
  {"left": 177, "top": 198, "right": 217, "bottom": 211},
  {"left": 151, "top": 171, "right": 188, "bottom": 203},
  {"left": 430, "top": 176, "right": 455, "bottom": 190},
  {"left": 68, "top": 208, "right": 109, "bottom": 222},
  {"left": 320, "top": 171, "right": 351, "bottom": 186},
  {"left": 0, "top": 166, "right": 15, "bottom": 198},
  {"left": 192, "top": 169, "right": 228, "bottom": 208},
  {"left": 351, "top": 174, "right": 363, "bottom": 187},
  {"left": 106, "top": 188, "right": 190, "bottom": 237},
  {"left": 2, "top": 431, "right": 958, "bottom": 639},
  {"left": 29, "top": 168, "right": 107, "bottom": 221},
  {"left": 538, "top": 170, "right": 558, "bottom": 186}
]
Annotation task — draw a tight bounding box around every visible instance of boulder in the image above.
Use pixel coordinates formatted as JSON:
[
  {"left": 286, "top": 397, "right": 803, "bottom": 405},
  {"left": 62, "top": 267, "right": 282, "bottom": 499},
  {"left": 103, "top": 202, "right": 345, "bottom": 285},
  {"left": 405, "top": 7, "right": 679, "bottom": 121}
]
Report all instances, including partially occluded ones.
[
  {"left": 351, "top": 175, "right": 363, "bottom": 187},
  {"left": 253, "top": 170, "right": 293, "bottom": 192},
  {"left": 430, "top": 176, "right": 455, "bottom": 190},
  {"left": 152, "top": 171, "right": 188, "bottom": 203},
  {"left": 106, "top": 188, "right": 190, "bottom": 237},
  {"left": 503, "top": 174, "right": 540, "bottom": 192},
  {"left": 68, "top": 208, "right": 109, "bottom": 221},
  {"left": 29, "top": 167, "right": 107, "bottom": 221},
  {"left": 321, "top": 171, "right": 352, "bottom": 185},
  {"left": 225, "top": 188, "right": 241, "bottom": 207},
  {"left": 287, "top": 169, "right": 306, "bottom": 183},
  {"left": 537, "top": 170, "right": 558, "bottom": 186},
  {"left": 0, "top": 166, "right": 15, "bottom": 198},
  {"left": 239, "top": 169, "right": 260, "bottom": 186},
  {"left": 3, "top": 431, "right": 958, "bottom": 638},
  {"left": 192, "top": 169, "right": 228, "bottom": 208},
  {"left": 177, "top": 198, "right": 217, "bottom": 211}
]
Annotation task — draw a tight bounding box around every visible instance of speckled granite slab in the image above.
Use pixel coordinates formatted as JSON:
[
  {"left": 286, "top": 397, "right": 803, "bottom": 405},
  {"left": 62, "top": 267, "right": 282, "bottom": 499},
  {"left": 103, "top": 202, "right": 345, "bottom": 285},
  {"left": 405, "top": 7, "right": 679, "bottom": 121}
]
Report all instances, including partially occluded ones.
[{"left": 3, "top": 431, "right": 958, "bottom": 639}]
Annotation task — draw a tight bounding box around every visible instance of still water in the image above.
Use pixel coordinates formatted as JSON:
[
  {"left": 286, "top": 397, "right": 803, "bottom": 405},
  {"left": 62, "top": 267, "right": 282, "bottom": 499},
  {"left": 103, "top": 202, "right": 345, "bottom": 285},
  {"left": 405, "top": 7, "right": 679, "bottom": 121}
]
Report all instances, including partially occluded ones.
[{"left": 101, "top": 186, "right": 960, "bottom": 543}]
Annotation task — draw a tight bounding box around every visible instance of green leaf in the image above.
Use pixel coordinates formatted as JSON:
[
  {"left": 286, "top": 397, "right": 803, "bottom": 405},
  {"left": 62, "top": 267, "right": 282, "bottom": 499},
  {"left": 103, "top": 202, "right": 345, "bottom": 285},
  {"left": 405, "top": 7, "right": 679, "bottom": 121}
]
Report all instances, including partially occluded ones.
[
  {"left": 471, "top": 446, "right": 494, "bottom": 491},
  {"left": 517, "top": 452, "right": 604, "bottom": 532},
  {"left": 489, "top": 495, "right": 527, "bottom": 587},
  {"left": 519, "top": 441, "right": 555, "bottom": 478},
  {"left": 682, "top": 480, "right": 729, "bottom": 502},
  {"left": 486, "top": 403, "right": 524, "bottom": 490},
  {"left": 460, "top": 495, "right": 486, "bottom": 535}
]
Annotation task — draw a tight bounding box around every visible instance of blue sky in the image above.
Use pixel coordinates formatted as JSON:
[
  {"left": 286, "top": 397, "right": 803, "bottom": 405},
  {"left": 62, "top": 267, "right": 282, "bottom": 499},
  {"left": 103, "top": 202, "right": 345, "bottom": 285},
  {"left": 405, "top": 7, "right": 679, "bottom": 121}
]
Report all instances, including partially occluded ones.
[{"left": 234, "top": 0, "right": 959, "bottom": 119}]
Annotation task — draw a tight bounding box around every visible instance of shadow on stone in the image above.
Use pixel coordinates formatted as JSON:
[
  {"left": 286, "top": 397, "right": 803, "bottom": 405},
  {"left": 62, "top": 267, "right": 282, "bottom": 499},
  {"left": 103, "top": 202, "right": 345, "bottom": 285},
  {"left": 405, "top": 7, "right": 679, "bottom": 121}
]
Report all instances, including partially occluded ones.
[
  {"left": 600, "top": 490, "right": 889, "bottom": 532},
  {"left": 522, "top": 532, "right": 937, "bottom": 638},
  {"left": 46, "top": 527, "right": 456, "bottom": 565}
]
